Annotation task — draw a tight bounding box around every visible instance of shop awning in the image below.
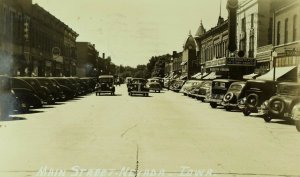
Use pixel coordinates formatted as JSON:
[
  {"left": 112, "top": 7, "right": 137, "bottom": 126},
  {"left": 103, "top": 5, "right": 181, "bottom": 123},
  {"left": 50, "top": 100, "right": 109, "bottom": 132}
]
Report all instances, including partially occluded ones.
[
  {"left": 191, "top": 72, "right": 202, "bottom": 78},
  {"left": 180, "top": 74, "right": 188, "bottom": 80},
  {"left": 243, "top": 73, "right": 259, "bottom": 80},
  {"left": 180, "top": 61, "right": 187, "bottom": 66},
  {"left": 257, "top": 66, "right": 296, "bottom": 81},
  {"left": 201, "top": 72, "right": 221, "bottom": 80}
]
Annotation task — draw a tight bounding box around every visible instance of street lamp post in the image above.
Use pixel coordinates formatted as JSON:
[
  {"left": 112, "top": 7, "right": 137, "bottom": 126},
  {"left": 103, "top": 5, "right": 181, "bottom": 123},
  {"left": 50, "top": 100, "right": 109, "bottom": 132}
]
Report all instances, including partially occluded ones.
[{"left": 272, "top": 51, "right": 278, "bottom": 81}]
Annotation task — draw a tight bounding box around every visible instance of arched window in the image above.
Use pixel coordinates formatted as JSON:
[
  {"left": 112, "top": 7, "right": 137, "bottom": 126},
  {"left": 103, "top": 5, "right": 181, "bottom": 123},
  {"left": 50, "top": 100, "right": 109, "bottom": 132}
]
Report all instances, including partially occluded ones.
[
  {"left": 277, "top": 21, "right": 281, "bottom": 45},
  {"left": 284, "top": 18, "right": 288, "bottom": 43},
  {"left": 293, "top": 15, "right": 297, "bottom": 41}
]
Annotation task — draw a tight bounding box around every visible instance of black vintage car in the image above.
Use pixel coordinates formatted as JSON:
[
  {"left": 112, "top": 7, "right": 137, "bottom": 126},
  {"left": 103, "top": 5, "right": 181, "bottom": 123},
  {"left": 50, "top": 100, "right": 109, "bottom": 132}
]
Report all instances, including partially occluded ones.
[
  {"left": 261, "top": 82, "right": 300, "bottom": 122},
  {"left": 16, "top": 77, "right": 55, "bottom": 104},
  {"left": 240, "top": 80, "right": 277, "bottom": 116},
  {"left": 50, "top": 78, "right": 76, "bottom": 100},
  {"left": 95, "top": 75, "right": 115, "bottom": 96},
  {"left": 11, "top": 78, "right": 43, "bottom": 109},
  {"left": 52, "top": 77, "right": 78, "bottom": 97},
  {"left": 194, "top": 81, "right": 212, "bottom": 102},
  {"left": 128, "top": 78, "right": 149, "bottom": 96},
  {"left": 37, "top": 77, "right": 66, "bottom": 101},
  {"left": 208, "top": 79, "right": 239, "bottom": 108},
  {"left": 222, "top": 81, "right": 246, "bottom": 111}
]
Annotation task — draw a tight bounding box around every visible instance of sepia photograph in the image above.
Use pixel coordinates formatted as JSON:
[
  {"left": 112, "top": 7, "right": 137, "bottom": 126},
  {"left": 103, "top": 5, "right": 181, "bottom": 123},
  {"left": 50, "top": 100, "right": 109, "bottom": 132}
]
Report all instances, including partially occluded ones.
[{"left": 0, "top": 0, "right": 300, "bottom": 176}]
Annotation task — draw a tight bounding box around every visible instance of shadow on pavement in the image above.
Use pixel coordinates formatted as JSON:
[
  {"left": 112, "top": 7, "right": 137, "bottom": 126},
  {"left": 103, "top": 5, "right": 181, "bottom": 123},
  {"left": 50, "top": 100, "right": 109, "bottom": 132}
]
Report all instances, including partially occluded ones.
[
  {"left": 269, "top": 119, "right": 295, "bottom": 126},
  {"left": 95, "top": 94, "right": 122, "bottom": 97},
  {"left": 0, "top": 116, "right": 27, "bottom": 121},
  {"left": 129, "top": 95, "right": 153, "bottom": 98},
  {"left": 13, "top": 110, "right": 45, "bottom": 115}
]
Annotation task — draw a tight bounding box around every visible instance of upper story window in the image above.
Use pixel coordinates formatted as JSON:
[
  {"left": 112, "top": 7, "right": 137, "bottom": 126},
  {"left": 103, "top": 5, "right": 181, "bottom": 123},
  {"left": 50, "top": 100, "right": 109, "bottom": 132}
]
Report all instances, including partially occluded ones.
[
  {"left": 241, "top": 18, "right": 246, "bottom": 32},
  {"left": 293, "top": 15, "right": 297, "bottom": 41},
  {"left": 277, "top": 21, "right": 281, "bottom": 45},
  {"left": 284, "top": 18, "right": 288, "bottom": 43},
  {"left": 251, "top": 13, "right": 254, "bottom": 28}
]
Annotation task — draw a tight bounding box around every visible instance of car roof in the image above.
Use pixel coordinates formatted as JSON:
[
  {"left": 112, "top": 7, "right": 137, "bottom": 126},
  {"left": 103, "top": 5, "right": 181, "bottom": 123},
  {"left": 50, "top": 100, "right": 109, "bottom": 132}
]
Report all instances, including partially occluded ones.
[{"left": 99, "top": 75, "right": 114, "bottom": 78}]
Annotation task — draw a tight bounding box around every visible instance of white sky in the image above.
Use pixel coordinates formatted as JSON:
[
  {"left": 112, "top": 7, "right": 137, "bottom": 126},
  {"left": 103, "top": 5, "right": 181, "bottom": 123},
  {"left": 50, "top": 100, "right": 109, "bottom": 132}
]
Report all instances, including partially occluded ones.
[{"left": 32, "top": 0, "right": 228, "bottom": 67}]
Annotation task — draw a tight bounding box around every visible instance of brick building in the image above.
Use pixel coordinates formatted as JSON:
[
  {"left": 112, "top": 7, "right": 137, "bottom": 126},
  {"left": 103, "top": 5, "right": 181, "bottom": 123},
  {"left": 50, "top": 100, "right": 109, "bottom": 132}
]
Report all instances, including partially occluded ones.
[{"left": 76, "top": 42, "right": 99, "bottom": 77}]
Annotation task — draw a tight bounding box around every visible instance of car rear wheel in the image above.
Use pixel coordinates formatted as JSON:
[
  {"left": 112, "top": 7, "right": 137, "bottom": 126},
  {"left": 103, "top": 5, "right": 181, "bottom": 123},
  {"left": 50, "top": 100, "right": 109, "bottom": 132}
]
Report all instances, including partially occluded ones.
[
  {"left": 210, "top": 102, "right": 217, "bottom": 108},
  {"left": 295, "top": 120, "right": 300, "bottom": 132},
  {"left": 263, "top": 115, "right": 272, "bottom": 122}
]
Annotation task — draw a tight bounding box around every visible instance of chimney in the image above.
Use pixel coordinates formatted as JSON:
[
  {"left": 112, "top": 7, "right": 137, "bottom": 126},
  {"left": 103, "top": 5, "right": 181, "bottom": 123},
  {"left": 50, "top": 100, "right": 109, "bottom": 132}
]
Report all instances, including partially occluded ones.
[
  {"left": 227, "top": 0, "right": 238, "bottom": 53},
  {"left": 102, "top": 53, "right": 105, "bottom": 59},
  {"left": 172, "top": 51, "right": 177, "bottom": 58}
]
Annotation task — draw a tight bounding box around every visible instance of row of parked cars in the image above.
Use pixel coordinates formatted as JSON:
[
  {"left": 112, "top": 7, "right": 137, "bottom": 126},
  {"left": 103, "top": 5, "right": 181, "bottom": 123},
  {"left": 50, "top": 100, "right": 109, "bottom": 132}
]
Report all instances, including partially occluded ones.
[
  {"left": 0, "top": 75, "right": 97, "bottom": 119},
  {"left": 165, "top": 78, "right": 300, "bottom": 132}
]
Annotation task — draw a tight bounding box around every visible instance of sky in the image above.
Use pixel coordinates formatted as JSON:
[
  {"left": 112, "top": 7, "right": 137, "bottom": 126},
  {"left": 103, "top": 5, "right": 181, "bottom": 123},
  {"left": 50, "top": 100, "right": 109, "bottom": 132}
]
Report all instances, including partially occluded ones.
[{"left": 32, "top": 0, "right": 228, "bottom": 67}]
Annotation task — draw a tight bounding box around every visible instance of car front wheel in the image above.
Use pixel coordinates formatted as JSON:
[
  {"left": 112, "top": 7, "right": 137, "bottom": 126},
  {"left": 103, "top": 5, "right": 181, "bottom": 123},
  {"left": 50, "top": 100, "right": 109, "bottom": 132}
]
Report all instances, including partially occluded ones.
[
  {"left": 295, "top": 120, "right": 300, "bottom": 132},
  {"left": 243, "top": 109, "right": 251, "bottom": 116},
  {"left": 210, "top": 102, "right": 217, "bottom": 108}
]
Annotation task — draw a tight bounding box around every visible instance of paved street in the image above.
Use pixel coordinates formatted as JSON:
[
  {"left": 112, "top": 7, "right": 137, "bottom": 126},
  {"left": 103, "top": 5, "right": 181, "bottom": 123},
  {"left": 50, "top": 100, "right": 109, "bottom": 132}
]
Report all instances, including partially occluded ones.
[{"left": 0, "top": 85, "right": 300, "bottom": 177}]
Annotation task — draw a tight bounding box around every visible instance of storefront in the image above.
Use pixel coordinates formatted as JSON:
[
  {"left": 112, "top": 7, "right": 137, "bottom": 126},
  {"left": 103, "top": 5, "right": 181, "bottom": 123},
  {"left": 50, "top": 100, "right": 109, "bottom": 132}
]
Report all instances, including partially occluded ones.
[
  {"left": 205, "top": 57, "right": 256, "bottom": 79},
  {"left": 45, "top": 60, "right": 52, "bottom": 77}
]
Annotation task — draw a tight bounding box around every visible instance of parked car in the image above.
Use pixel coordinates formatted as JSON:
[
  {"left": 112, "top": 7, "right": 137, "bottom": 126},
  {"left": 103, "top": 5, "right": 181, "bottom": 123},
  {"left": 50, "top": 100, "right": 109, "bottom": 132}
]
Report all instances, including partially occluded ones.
[
  {"left": 16, "top": 77, "right": 55, "bottom": 104},
  {"left": 52, "top": 77, "right": 79, "bottom": 97},
  {"left": 151, "top": 77, "right": 164, "bottom": 87},
  {"left": 221, "top": 81, "right": 246, "bottom": 111},
  {"left": 81, "top": 77, "right": 97, "bottom": 92},
  {"left": 11, "top": 77, "right": 43, "bottom": 108},
  {"left": 37, "top": 77, "right": 66, "bottom": 101},
  {"left": 50, "top": 78, "right": 76, "bottom": 100},
  {"left": 128, "top": 78, "right": 149, "bottom": 96},
  {"left": 180, "top": 80, "right": 197, "bottom": 96},
  {"left": 193, "top": 81, "right": 212, "bottom": 102},
  {"left": 208, "top": 79, "right": 239, "bottom": 108},
  {"left": 186, "top": 80, "right": 203, "bottom": 97},
  {"left": 170, "top": 80, "right": 185, "bottom": 92},
  {"left": 147, "top": 78, "right": 162, "bottom": 93},
  {"left": 95, "top": 75, "right": 115, "bottom": 96},
  {"left": 261, "top": 82, "right": 300, "bottom": 122},
  {"left": 291, "top": 103, "right": 300, "bottom": 132},
  {"left": 240, "top": 80, "right": 277, "bottom": 116}
]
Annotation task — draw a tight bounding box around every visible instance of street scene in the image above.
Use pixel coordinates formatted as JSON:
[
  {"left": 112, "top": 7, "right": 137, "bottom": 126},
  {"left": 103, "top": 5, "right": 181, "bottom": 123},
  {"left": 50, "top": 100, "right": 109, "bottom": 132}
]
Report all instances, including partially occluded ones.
[
  {"left": 1, "top": 0, "right": 300, "bottom": 177},
  {"left": 1, "top": 85, "right": 300, "bottom": 177}
]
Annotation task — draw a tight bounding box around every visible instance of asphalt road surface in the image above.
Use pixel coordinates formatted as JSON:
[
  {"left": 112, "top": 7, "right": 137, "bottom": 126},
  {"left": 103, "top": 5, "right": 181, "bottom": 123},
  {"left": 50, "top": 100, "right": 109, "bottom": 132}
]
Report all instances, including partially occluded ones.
[{"left": 0, "top": 84, "right": 299, "bottom": 177}]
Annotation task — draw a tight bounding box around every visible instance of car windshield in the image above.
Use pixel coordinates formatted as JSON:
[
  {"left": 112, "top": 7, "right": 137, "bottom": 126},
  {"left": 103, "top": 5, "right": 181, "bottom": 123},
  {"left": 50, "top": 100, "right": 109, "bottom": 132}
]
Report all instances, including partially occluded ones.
[
  {"left": 228, "top": 84, "right": 243, "bottom": 92},
  {"left": 99, "top": 78, "right": 113, "bottom": 83},
  {"left": 278, "top": 85, "right": 300, "bottom": 96},
  {"left": 213, "top": 82, "right": 227, "bottom": 88}
]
